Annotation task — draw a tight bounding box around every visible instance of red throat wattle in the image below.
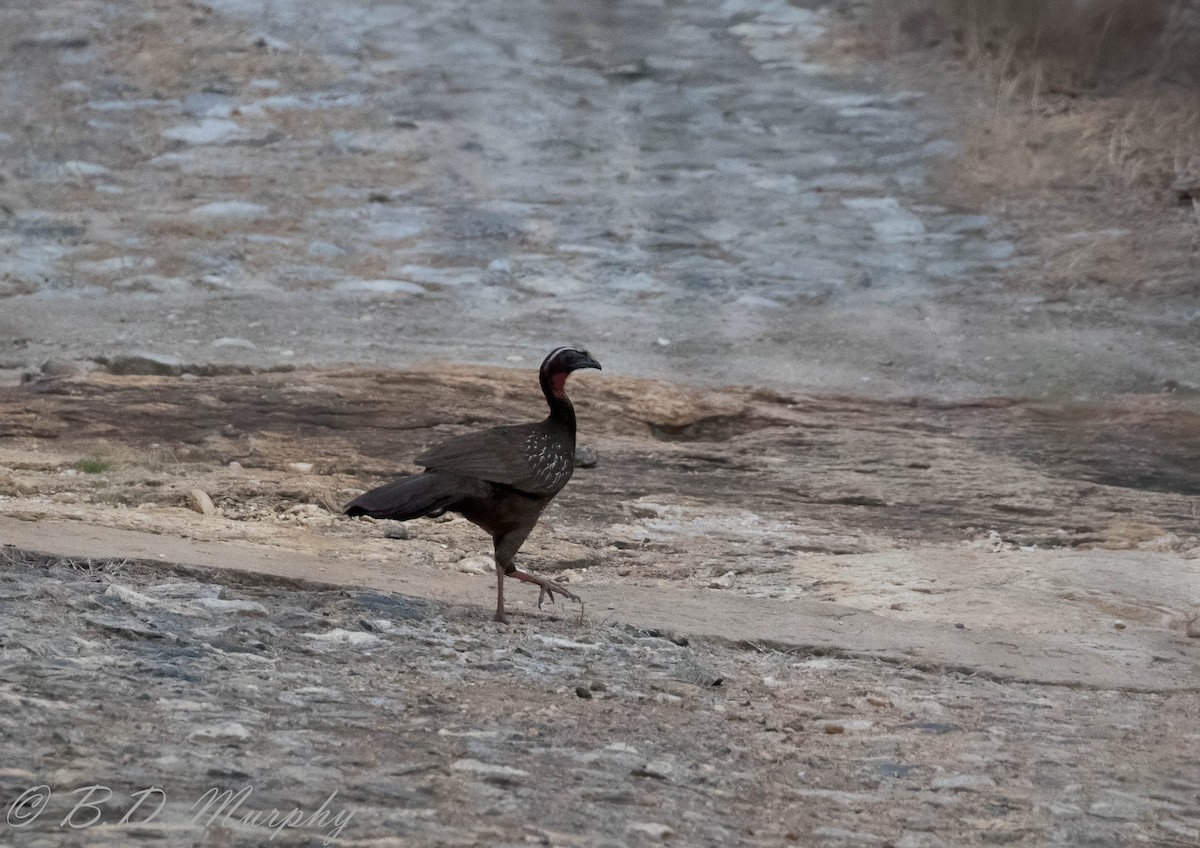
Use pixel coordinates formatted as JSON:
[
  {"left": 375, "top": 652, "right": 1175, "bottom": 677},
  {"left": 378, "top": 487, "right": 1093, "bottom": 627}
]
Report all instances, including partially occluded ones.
[{"left": 550, "top": 372, "right": 568, "bottom": 398}]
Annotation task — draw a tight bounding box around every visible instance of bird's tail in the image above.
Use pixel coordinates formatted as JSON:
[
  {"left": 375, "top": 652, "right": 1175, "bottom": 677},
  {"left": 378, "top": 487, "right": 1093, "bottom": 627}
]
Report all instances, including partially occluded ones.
[{"left": 344, "top": 472, "right": 484, "bottom": 521}]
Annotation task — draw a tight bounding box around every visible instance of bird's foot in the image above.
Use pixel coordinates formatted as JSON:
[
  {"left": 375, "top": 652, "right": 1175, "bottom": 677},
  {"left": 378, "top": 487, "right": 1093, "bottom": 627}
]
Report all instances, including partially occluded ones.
[
  {"left": 509, "top": 569, "right": 582, "bottom": 613},
  {"left": 535, "top": 581, "right": 580, "bottom": 610}
]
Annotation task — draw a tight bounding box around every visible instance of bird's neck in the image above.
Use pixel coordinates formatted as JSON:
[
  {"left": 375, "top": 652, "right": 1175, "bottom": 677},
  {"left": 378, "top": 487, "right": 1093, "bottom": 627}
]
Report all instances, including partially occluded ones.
[{"left": 541, "top": 372, "right": 577, "bottom": 432}]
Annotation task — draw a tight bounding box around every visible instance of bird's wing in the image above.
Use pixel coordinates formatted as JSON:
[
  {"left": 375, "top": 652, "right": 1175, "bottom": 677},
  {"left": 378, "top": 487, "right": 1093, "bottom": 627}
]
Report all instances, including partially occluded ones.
[{"left": 414, "top": 424, "right": 570, "bottom": 496}]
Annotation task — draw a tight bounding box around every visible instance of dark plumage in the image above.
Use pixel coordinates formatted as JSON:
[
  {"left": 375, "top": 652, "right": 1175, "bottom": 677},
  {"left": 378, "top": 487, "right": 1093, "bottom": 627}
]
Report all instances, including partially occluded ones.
[{"left": 345, "top": 347, "right": 601, "bottom": 622}]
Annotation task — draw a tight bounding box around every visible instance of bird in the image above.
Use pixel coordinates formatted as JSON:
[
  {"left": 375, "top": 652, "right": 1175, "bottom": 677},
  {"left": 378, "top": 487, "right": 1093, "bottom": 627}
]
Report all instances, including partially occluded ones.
[{"left": 345, "top": 346, "right": 602, "bottom": 623}]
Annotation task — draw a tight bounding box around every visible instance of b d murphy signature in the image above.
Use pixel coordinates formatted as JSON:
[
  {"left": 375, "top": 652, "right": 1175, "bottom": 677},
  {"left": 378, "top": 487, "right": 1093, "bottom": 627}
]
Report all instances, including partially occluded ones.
[{"left": 6, "top": 783, "right": 354, "bottom": 844}]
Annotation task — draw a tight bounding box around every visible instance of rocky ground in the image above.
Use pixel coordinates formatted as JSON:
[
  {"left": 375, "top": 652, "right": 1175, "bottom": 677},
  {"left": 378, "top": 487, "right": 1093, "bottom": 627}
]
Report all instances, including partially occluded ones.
[
  {"left": 0, "top": 368, "right": 1198, "bottom": 846},
  {"left": 1, "top": 0, "right": 1199, "bottom": 845},
  {"left": 1, "top": 544, "right": 1198, "bottom": 848},
  {"left": 1, "top": 0, "right": 1197, "bottom": 396}
]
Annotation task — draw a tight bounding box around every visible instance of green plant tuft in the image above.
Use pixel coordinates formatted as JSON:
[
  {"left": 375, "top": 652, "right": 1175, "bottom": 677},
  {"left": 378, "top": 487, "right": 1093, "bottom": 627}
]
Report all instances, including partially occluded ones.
[{"left": 75, "top": 458, "right": 112, "bottom": 474}]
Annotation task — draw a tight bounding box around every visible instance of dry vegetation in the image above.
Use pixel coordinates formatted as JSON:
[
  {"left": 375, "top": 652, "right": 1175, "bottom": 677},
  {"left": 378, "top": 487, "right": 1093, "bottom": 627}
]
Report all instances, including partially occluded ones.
[
  {"left": 881, "top": 0, "right": 1199, "bottom": 89},
  {"left": 841, "top": 0, "right": 1200, "bottom": 298},
  {"left": 913, "top": 0, "right": 1200, "bottom": 191}
]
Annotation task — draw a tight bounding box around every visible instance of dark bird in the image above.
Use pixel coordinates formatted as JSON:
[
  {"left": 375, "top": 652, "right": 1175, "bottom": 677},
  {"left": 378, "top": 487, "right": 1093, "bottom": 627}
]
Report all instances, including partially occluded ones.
[{"left": 345, "top": 347, "right": 602, "bottom": 622}]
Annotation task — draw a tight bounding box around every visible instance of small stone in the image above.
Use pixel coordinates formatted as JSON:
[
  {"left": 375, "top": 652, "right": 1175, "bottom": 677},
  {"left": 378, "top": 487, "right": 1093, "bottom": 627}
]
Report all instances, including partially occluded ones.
[
  {"left": 954, "top": 623, "right": 965, "bottom": 629},
  {"left": 0, "top": 369, "right": 27, "bottom": 388},
  {"left": 1087, "top": 792, "right": 1144, "bottom": 821},
  {"left": 455, "top": 556, "right": 492, "bottom": 574},
  {"left": 106, "top": 352, "right": 183, "bottom": 376},
  {"left": 281, "top": 503, "right": 331, "bottom": 526},
  {"left": 61, "top": 160, "right": 109, "bottom": 179},
  {"left": 628, "top": 822, "right": 673, "bottom": 840},
  {"left": 575, "top": 686, "right": 593, "bottom": 699},
  {"left": 0, "top": 768, "right": 36, "bottom": 782},
  {"left": 1113, "top": 621, "right": 1126, "bottom": 630},
  {"left": 193, "top": 202, "right": 268, "bottom": 220},
  {"left": 83, "top": 612, "right": 164, "bottom": 639},
  {"left": 633, "top": 760, "right": 674, "bottom": 780},
  {"left": 40, "top": 357, "right": 83, "bottom": 378},
  {"left": 450, "top": 759, "right": 527, "bottom": 781},
  {"left": 251, "top": 32, "right": 291, "bottom": 51},
  {"left": 1171, "top": 174, "right": 1200, "bottom": 201},
  {"left": 932, "top": 774, "right": 995, "bottom": 790},
  {"left": 813, "top": 827, "right": 887, "bottom": 842},
  {"left": 819, "top": 719, "right": 874, "bottom": 732},
  {"left": 896, "top": 834, "right": 948, "bottom": 848},
  {"left": 305, "top": 629, "right": 380, "bottom": 646},
  {"left": 384, "top": 525, "right": 410, "bottom": 540},
  {"left": 617, "top": 565, "right": 632, "bottom": 577},
  {"left": 106, "top": 584, "right": 180, "bottom": 612},
  {"left": 210, "top": 336, "right": 257, "bottom": 349},
  {"left": 589, "top": 681, "right": 607, "bottom": 692},
  {"left": 228, "top": 461, "right": 243, "bottom": 471},
  {"left": 533, "top": 635, "right": 598, "bottom": 651},
  {"left": 162, "top": 118, "right": 243, "bottom": 145},
  {"left": 656, "top": 680, "right": 701, "bottom": 698},
  {"left": 1186, "top": 618, "right": 1200, "bottom": 638},
  {"left": 193, "top": 597, "right": 268, "bottom": 616},
  {"left": 708, "top": 571, "right": 737, "bottom": 589},
  {"left": 574, "top": 445, "right": 598, "bottom": 468},
  {"left": 187, "top": 489, "right": 216, "bottom": 516},
  {"left": 188, "top": 722, "right": 250, "bottom": 742},
  {"left": 607, "top": 742, "right": 639, "bottom": 754},
  {"left": 287, "top": 462, "right": 314, "bottom": 474}
]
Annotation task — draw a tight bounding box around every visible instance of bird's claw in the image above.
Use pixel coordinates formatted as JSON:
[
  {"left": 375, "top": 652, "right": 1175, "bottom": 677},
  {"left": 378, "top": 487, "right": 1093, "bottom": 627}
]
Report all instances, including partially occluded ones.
[{"left": 536, "top": 580, "right": 580, "bottom": 610}]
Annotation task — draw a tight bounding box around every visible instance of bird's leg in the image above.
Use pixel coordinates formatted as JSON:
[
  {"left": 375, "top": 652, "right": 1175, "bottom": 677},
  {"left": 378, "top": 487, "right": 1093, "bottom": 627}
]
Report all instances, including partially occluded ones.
[
  {"left": 507, "top": 569, "right": 582, "bottom": 611},
  {"left": 493, "top": 561, "right": 508, "bottom": 624},
  {"left": 494, "top": 530, "right": 583, "bottom": 620}
]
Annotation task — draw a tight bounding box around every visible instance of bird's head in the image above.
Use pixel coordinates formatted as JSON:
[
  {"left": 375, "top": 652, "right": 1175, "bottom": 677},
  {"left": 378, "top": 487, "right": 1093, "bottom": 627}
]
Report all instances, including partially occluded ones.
[{"left": 540, "top": 346, "right": 601, "bottom": 398}]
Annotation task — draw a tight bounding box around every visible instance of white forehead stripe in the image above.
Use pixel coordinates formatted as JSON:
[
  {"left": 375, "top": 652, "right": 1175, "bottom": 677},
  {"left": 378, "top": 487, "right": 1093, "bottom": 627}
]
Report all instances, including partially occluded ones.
[{"left": 542, "top": 346, "right": 587, "bottom": 371}]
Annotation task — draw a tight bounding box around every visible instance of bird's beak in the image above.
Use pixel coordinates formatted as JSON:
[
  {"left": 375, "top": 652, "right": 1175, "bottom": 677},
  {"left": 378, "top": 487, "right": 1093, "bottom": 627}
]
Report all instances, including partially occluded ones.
[{"left": 579, "top": 355, "right": 601, "bottom": 371}]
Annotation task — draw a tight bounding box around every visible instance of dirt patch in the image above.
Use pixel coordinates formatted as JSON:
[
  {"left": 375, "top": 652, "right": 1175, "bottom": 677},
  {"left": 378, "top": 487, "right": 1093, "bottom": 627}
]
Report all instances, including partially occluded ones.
[{"left": 1, "top": 368, "right": 1197, "bottom": 629}]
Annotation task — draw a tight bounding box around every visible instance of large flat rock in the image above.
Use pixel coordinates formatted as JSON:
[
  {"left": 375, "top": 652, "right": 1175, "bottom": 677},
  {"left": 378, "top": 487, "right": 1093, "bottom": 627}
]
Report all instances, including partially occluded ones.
[{"left": 3, "top": 517, "right": 1194, "bottom": 692}]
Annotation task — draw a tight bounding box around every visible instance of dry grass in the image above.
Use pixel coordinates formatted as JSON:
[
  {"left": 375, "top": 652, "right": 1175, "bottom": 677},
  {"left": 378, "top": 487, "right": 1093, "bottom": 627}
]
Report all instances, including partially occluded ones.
[
  {"left": 1106, "top": 92, "right": 1200, "bottom": 189},
  {"left": 957, "top": 88, "right": 1200, "bottom": 195},
  {"left": 940, "top": 88, "right": 1200, "bottom": 294},
  {"left": 885, "top": 4, "right": 1200, "bottom": 178},
  {"left": 882, "top": 0, "right": 1197, "bottom": 91},
  {"left": 868, "top": 0, "right": 1200, "bottom": 196},
  {"left": 845, "top": 0, "right": 1200, "bottom": 295}
]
